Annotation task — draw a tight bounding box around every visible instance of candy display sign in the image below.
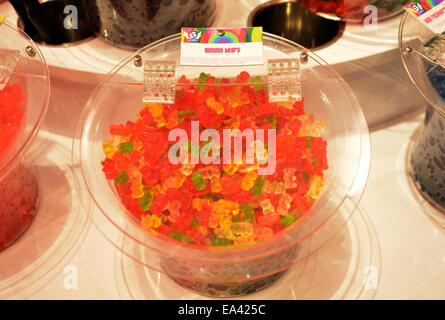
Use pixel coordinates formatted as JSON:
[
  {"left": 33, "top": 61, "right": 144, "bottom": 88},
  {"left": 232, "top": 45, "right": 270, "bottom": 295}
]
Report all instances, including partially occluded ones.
[
  {"left": 180, "top": 27, "right": 264, "bottom": 66},
  {"left": 405, "top": 0, "right": 445, "bottom": 33}
]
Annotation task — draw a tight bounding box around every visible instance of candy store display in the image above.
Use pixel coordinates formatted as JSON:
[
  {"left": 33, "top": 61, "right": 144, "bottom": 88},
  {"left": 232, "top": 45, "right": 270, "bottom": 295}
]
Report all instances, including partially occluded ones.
[
  {"left": 400, "top": 12, "right": 445, "bottom": 217},
  {"left": 0, "top": 20, "right": 49, "bottom": 251},
  {"left": 74, "top": 31, "right": 370, "bottom": 297}
]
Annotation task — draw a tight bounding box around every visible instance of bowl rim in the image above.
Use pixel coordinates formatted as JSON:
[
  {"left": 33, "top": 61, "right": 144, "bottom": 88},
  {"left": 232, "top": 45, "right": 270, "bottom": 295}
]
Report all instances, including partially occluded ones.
[{"left": 0, "top": 20, "right": 50, "bottom": 176}]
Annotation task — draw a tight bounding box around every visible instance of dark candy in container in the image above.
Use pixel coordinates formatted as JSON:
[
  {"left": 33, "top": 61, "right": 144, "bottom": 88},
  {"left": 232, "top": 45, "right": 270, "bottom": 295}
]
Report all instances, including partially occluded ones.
[{"left": 400, "top": 10, "right": 445, "bottom": 215}]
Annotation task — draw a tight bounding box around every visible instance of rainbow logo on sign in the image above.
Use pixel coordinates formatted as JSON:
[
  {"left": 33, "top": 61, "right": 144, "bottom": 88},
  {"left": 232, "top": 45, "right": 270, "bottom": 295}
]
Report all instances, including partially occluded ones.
[
  {"left": 405, "top": 0, "right": 444, "bottom": 16},
  {"left": 181, "top": 27, "right": 263, "bottom": 44}
]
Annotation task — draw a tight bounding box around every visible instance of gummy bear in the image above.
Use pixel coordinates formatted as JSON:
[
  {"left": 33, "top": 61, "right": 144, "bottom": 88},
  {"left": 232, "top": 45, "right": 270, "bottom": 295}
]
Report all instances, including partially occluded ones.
[
  {"left": 241, "top": 171, "right": 257, "bottom": 191},
  {"left": 276, "top": 193, "right": 293, "bottom": 216},
  {"left": 283, "top": 168, "right": 297, "bottom": 189},
  {"left": 206, "top": 96, "right": 225, "bottom": 115},
  {"left": 260, "top": 199, "right": 275, "bottom": 215},
  {"left": 103, "top": 140, "right": 116, "bottom": 159},
  {"left": 223, "top": 164, "right": 239, "bottom": 176},
  {"left": 210, "top": 176, "right": 222, "bottom": 193},
  {"left": 306, "top": 175, "right": 325, "bottom": 199}
]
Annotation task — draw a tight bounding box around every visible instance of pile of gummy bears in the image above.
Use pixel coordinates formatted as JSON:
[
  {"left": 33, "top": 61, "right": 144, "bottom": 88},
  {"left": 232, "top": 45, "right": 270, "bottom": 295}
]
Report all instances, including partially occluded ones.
[
  {"left": 0, "top": 82, "right": 38, "bottom": 252},
  {"left": 0, "top": 82, "right": 23, "bottom": 158},
  {"left": 101, "top": 72, "right": 328, "bottom": 248}
]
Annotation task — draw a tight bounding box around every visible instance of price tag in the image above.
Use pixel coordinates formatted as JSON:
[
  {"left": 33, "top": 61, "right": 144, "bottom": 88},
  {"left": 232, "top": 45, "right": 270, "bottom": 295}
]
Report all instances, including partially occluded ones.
[
  {"left": 180, "top": 27, "right": 263, "bottom": 66},
  {"left": 405, "top": 0, "right": 445, "bottom": 34}
]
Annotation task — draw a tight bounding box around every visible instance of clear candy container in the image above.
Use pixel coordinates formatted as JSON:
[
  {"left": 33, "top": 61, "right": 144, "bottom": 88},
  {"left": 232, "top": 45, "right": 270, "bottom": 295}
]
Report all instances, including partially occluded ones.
[
  {"left": 399, "top": 12, "right": 445, "bottom": 213},
  {"left": 74, "top": 32, "right": 370, "bottom": 297},
  {"left": 0, "top": 21, "right": 50, "bottom": 251}
]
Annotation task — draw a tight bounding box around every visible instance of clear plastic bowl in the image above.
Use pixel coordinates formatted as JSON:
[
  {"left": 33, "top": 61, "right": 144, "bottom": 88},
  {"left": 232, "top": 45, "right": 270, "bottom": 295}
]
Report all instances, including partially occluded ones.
[
  {"left": 0, "top": 21, "right": 50, "bottom": 251},
  {"left": 399, "top": 12, "right": 445, "bottom": 215},
  {"left": 73, "top": 32, "right": 370, "bottom": 297}
]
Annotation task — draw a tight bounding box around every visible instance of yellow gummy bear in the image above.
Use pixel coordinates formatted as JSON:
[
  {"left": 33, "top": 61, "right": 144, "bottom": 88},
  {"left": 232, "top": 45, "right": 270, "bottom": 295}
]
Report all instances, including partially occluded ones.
[
  {"left": 131, "top": 182, "right": 144, "bottom": 199},
  {"left": 146, "top": 103, "right": 163, "bottom": 118},
  {"left": 145, "top": 103, "right": 166, "bottom": 128},
  {"left": 241, "top": 171, "right": 257, "bottom": 191},
  {"left": 206, "top": 97, "right": 225, "bottom": 115},
  {"left": 179, "top": 164, "right": 195, "bottom": 176},
  {"left": 217, "top": 222, "right": 254, "bottom": 241},
  {"left": 212, "top": 199, "right": 239, "bottom": 215},
  {"left": 297, "top": 114, "right": 325, "bottom": 137},
  {"left": 219, "top": 214, "right": 233, "bottom": 231},
  {"left": 306, "top": 175, "right": 325, "bottom": 199},
  {"left": 103, "top": 140, "right": 116, "bottom": 158},
  {"left": 141, "top": 214, "right": 162, "bottom": 229},
  {"left": 223, "top": 164, "right": 239, "bottom": 176}
]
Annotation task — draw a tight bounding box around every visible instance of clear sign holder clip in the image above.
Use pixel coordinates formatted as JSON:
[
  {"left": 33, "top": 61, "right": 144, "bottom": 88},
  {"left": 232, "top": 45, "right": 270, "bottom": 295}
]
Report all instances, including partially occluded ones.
[
  {"left": 267, "top": 58, "right": 302, "bottom": 103},
  {"left": 143, "top": 60, "right": 176, "bottom": 104},
  {"left": 0, "top": 49, "right": 20, "bottom": 91}
]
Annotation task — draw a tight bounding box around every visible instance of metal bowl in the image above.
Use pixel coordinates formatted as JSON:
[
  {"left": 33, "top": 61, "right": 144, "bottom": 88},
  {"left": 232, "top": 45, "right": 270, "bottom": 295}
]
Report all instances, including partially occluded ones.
[{"left": 248, "top": 0, "right": 345, "bottom": 49}]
